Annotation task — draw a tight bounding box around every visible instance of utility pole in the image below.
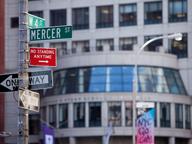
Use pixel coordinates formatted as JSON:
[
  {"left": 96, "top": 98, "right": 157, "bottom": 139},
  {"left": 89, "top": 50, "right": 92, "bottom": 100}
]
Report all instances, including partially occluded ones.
[{"left": 18, "top": 0, "right": 29, "bottom": 143}]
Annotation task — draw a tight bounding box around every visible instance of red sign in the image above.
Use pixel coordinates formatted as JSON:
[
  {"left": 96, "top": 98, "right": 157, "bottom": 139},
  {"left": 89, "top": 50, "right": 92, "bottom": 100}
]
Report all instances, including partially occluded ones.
[{"left": 30, "top": 47, "right": 57, "bottom": 67}]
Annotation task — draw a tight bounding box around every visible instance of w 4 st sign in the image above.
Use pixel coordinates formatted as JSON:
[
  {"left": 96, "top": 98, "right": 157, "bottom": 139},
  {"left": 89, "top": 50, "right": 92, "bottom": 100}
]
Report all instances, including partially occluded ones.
[{"left": 27, "top": 13, "right": 45, "bottom": 28}]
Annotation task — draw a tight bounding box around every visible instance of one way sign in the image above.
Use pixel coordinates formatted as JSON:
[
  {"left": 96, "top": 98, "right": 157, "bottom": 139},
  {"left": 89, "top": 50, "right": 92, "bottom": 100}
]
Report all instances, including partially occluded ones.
[
  {"left": 0, "top": 74, "right": 18, "bottom": 92},
  {"left": 0, "top": 70, "right": 53, "bottom": 92}
]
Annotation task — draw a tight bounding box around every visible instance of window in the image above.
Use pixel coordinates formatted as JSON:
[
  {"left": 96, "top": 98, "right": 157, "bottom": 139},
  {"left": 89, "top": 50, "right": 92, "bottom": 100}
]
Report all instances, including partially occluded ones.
[
  {"left": 144, "top": 35, "right": 163, "bottom": 52},
  {"left": 138, "top": 67, "right": 169, "bottom": 93},
  {"left": 96, "top": 39, "right": 114, "bottom": 51},
  {"left": 89, "top": 67, "right": 106, "bottom": 92},
  {"left": 144, "top": 1, "right": 162, "bottom": 24},
  {"left": 89, "top": 102, "right": 101, "bottom": 127},
  {"left": 119, "top": 37, "right": 137, "bottom": 51},
  {"left": 160, "top": 103, "right": 171, "bottom": 127},
  {"left": 72, "top": 40, "right": 90, "bottom": 53},
  {"left": 169, "top": 33, "right": 188, "bottom": 58},
  {"left": 185, "top": 105, "right": 191, "bottom": 129},
  {"left": 49, "top": 105, "right": 56, "bottom": 127},
  {"left": 11, "top": 17, "right": 19, "bottom": 28},
  {"left": 29, "top": 114, "right": 40, "bottom": 135},
  {"left": 125, "top": 102, "right": 132, "bottom": 126},
  {"left": 29, "top": 11, "right": 43, "bottom": 18},
  {"left": 175, "top": 104, "right": 183, "bottom": 128},
  {"left": 119, "top": 3, "right": 137, "bottom": 26},
  {"left": 74, "top": 103, "right": 85, "bottom": 127},
  {"left": 29, "top": 43, "right": 43, "bottom": 48},
  {"left": 108, "top": 102, "right": 121, "bottom": 126},
  {"left": 169, "top": 0, "right": 187, "bottom": 22},
  {"left": 164, "top": 69, "right": 187, "bottom": 95},
  {"left": 72, "top": 7, "right": 89, "bottom": 30},
  {"left": 50, "top": 9, "right": 66, "bottom": 26},
  {"left": 50, "top": 42, "right": 67, "bottom": 57},
  {"left": 40, "top": 107, "right": 46, "bottom": 121},
  {"left": 59, "top": 104, "right": 68, "bottom": 128},
  {"left": 43, "top": 66, "right": 186, "bottom": 95},
  {"left": 96, "top": 5, "right": 113, "bottom": 28}
]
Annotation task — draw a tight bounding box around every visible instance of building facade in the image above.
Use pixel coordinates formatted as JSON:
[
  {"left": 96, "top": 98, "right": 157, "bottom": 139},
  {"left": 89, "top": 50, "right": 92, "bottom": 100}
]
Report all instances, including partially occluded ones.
[{"left": 4, "top": 0, "right": 192, "bottom": 144}]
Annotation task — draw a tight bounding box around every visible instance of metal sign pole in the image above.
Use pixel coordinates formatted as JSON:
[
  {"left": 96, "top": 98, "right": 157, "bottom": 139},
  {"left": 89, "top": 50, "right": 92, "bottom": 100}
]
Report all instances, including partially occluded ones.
[{"left": 18, "top": 0, "right": 29, "bottom": 144}]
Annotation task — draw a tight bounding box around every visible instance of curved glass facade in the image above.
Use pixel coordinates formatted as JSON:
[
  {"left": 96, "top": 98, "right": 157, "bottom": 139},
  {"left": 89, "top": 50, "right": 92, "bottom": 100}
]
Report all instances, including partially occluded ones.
[{"left": 43, "top": 66, "right": 187, "bottom": 96}]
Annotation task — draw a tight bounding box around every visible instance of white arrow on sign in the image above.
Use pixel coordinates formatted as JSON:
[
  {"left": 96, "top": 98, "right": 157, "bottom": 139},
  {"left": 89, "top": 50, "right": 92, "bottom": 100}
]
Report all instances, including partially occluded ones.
[
  {"left": 0, "top": 75, "right": 18, "bottom": 91},
  {"left": 39, "top": 60, "right": 49, "bottom": 63}
]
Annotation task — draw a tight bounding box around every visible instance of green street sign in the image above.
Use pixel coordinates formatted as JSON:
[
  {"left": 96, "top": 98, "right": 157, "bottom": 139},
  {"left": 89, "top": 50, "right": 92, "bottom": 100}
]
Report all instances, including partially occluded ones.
[
  {"left": 30, "top": 25, "right": 72, "bottom": 41},
  {"left": 27, "top": 13, "right": 45, "bottom": 28}
]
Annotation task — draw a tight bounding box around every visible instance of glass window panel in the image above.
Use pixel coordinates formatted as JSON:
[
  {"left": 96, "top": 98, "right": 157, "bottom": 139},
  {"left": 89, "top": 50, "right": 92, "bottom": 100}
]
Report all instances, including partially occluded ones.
[
  {"left": 96, "top": 39, "right": 114, "bottom": 51},
  {"left": 108, "top": 102, "right": 121, "bottom": 126},
  {"left": 125, "top": 102, "right": 132, "bottom": 126},
  {"left": 175, "top": 104, "right": 183, "bottom": 128},
  {"left": 49, "top": 105, "right": 56, "bottom": 127},
  {"left": 72, "top": 7, "right": 89, "bottom": 30},
  {"left": 119, "top": 3, "right": 137, "bottom": 26},
  {"left": 144, "top": 1, "right": 162, "bottom": 24},
  {"left": 122, "top": 66, "right": 134, "bottom": 74},
  {"left": 119, "top": 37, "right": 137, "bottom": 51},
  {"left": 89, "top": 84, "right": 105, "bottom": 92},
  {"left": 160, "top": 103, "right": 171, "bottom": 127},
  {"left": 164, "top": 69, "right": 180, "bottom": 94},
  {"left": 109, "top": 84, "right": 123, "bottom": 92},
  {"left": 123, "top": 84, "right": 132, "bottom": 92},
  {"left": 185, "top": 105, "right": 191, "bottom": 129},
  {"left": 169, "top": 33, "right": 188, "bottom": 58},
  {"left": 109, "top": 75, "right": 122, "bottom": 83},
  {"left": 59, "top": 104, "right": 68, "bottom": 128},
  {"left": 169, "top": 0, "right": 187, "bottom": 22},
  {"left": 89, "top": 102, "right": 101, "bottom": 127},
  {"left": 74, "top": 103, "right": 85, "bottom": 127},
  {"left": 91, "top": 67, "right": 106, "bottom": 75},
  {"left": 72, "top": 40, "right": 90, "bottom": 53},
  {"left": 90, "top": 75, "right": 106, "bottom": 84},
  {"left": 50, "top": 9, "right": 66, "bottom": 26},
  {"left": 144, "top": 35, "right": 163, "bottom": 52},
  {"left": 96, "top": 5, "right": 113, "bottom": 28},
  {"left": 29, "top": 114, "right": 40, "bottom": 135},
  {"left": 109, "top": 66, "right": 122, "bottom": 75}
]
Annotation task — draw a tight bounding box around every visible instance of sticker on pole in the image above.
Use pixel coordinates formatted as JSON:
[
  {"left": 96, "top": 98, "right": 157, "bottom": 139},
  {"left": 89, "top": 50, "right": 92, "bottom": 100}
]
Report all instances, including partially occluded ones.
[
  {"left": 19, "top": 89, "right": 40, "bottom": 112},
  {"left": 29, "top": 47, "right": 57, "bottom": 67}
]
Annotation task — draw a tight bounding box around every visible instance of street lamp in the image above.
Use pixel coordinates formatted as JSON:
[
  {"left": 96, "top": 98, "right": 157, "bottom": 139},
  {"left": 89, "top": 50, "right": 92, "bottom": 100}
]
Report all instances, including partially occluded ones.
[{"left": 132, "top": 33, "right": 182, "bottom": 144}]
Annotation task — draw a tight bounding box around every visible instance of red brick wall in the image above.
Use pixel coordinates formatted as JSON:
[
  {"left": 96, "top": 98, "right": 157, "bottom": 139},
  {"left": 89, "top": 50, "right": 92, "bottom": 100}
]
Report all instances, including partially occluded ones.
[{"left": 0, "top": 0, "right": 5, "bottom": 143}]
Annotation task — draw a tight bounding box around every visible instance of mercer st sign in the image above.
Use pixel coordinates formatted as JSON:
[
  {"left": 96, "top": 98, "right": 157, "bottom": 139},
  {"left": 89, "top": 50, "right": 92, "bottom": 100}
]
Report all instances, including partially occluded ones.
[
  {"left": 30, "top": 25, "right": 72, "bottom": 41},
  {"left": 0, "top": 70, "right": 53, "bottom": 92}
]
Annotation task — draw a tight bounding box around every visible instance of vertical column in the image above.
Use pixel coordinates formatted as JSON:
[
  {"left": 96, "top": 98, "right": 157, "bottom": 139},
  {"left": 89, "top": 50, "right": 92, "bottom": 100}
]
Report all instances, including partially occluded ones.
[
  {"left": 85, "top": 102, "right": 89, "bottom": 127},
  {"left": 46, "top": 106, "right": 49, "bottom": 124},
  {"left": 163, "top": 0, "right": 168, "bottom": 24},
  {"left": 170, "top": 103, "right": 175, "bottom": 128},
  {"left": 102, "top": 101, "right": 108, "bottom": 127},
  {"left": 113, "top": 3, "right": 119, "bottom": 28},
  {"left": 69, "top": 137, "right": 76, "bottom": 144},
  {"left": 169, "top": 137, "right": 175, "bottom": 144},
  {"left": 114, "top": 37, "right": 119, "bottom": 51},
  {"left": 137, "top": 1, "right": 144, "bottom": 28},
  {"left": 68, "top": 103, "right": 73, "bottom": 128},
  {"left": 67, "top": 7, "right": 72, "bottom": 54},
  {"left": 56, "top": 104, "right": 59, "bottom": 128},
  {"left": 90, "top": 6, "right": 96, "bottom": 30},
  {"left": 121, "top": 101, "right": 125, "bottom": 127},
  {"left": 183, "top": 104, "right": 186, "bottom": 129},
  {"left": 156, "top": 102, "right": 160, "bottom": 128}
]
